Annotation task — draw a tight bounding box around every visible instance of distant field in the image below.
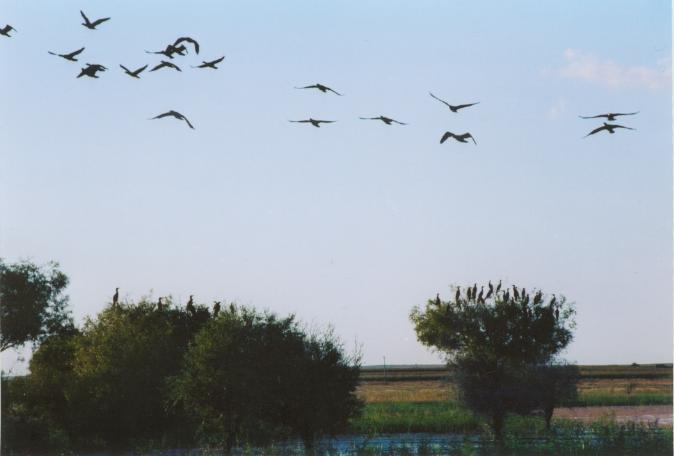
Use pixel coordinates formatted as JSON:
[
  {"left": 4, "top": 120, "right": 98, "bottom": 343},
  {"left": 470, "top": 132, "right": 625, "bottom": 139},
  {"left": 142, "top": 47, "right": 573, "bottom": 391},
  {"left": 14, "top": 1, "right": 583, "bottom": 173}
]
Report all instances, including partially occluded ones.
[{"left": 358, "top": 364, "right": 672, "bottom": 405}]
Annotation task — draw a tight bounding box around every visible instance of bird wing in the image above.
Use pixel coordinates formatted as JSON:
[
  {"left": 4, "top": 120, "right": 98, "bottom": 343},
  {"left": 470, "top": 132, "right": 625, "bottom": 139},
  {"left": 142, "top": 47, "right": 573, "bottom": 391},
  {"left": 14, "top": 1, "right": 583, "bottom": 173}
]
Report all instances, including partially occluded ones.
[
  {"left": 583, "top": 125, "right": 607, "bottom": 137},
  {"left": 169, "top": 62, "right": 182, "bottom": 71},
  {"left": 294, "top": 85, "right": 317, "bottom": 90},
  {"left": 440, "top": 131, "right": 453, "bottom": 144},
  {"left": 578, "top": 114, "right": 607, "bottom": 119},
  {"left": 430, "top": 92, "right": 451, "bottom": 107},
  {"left": 613, "top": 112, "right": 639, "bottom": 117},
  {"left": 316, "top": 120, "right": 335, "bottom": 123},
  {"left": 91, "top": 17, "right": 110, "bottom": 27},
  {"left": 182, "top": 116, "right": 195, "bottom": 129},
  {"left": 326, "top": 87, "right": 342, "bottom": 96},
  {"left": 80, "top": 10, "right": 92, "bottom": 25},
  {"left": 151, "top": 112, "right": 173, "bottom": 120},
  {"left": 391, "top": 119, "right": 407, "bottom": 125},
  {"left": 211, "top": 56, "right": 225, "bottom": 64},
  {"left": 612, "top": 124, "right": 636, "bottom": 130},
  {"left": 134, "top": 64, "right": 148, "bottom": 75},
  {"left": 289, "top": 120, "right": 311, "bottom": 123},
  {"left": 462, "top": 133, "right": 477, "bottom": 144},
  {"left": 359, "top": 117, "right": 377, "bottom": 120},
  {"left": 119, "top": 64, "right": 131, "bottom": 73},
  {"left": 174, "top": 37, "right": 199, "bottom": 54},
  {"left": 48, "top": 51, "right": 57, "bottom": 56},
  {"left": 69, "top": 47, "right": 85, "bottom": 57},
  {"left": 150, "top": 62, "right": 165, "bottom": 71},
  {"left": 455, "top": 102, "right": 480, "bottom": 110}
]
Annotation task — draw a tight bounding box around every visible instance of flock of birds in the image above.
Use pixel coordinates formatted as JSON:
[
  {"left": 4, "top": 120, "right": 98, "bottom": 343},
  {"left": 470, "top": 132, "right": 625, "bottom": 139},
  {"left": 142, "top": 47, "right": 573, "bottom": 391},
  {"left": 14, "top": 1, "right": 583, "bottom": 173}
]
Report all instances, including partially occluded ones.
[
  {"left": 112, "top": 287, "right": 224, "bottom": 317},
  {"left": 2, "top": 12, "right": 639, "bottom": 141}
]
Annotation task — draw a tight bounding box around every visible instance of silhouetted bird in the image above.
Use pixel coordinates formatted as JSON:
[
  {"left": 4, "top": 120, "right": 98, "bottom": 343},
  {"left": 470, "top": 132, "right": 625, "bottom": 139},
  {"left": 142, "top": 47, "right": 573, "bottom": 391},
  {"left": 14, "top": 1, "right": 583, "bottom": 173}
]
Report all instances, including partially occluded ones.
[
  {"left": 521, "top": 288, "right": 526, "bottom": 299},
  {"left": 295, "top": 84, "right": 342, "bottom": 95},
  {"left": 549, "top": 295, "right": 557, "bottom": 307},
  {"left": 150, "top": 60, "right": 181, "bottom": 72},
  {"left": 579, "top": 112, "right": 638, "bottom": 121},
  {"left": 77, "top": 63, "right": 107, "bottom": 78},
  {"left": 429, "top": 92, "right": 479, "bottom": 112},
  {"left": 533, "top": 291, "right": 543, "bottom": 305},
  {"left": 435, "top": 293, "right": 441, "bottom": 307},
  {"left": 0, "top": 25, "right": 16, "bottom": 37},
  {"left": 229, "top": 303, "right": 236, "bottom": 313},
  {"left": 554, "top": 307, "right": 559, "bottom": 321},
  {"left": 503, "top": 290, "right": 510, "bottom": 302},
  {"left": 466, "top": 286, "right": 472, "bottom": 301},
  {"left": 496, "top": 280, "right": 502, "bottom": 293},
  {"left": 455, "top": 287, "right": 461, "bottom": 304},
  {"left": 485, "top": 287, "right": 493, "bottom": 300},
  {"left": 150, "top": 110, "right": 194, "bottom": 129},
  {"left": 80, "top": 10, "right": 110, "bottom": 30},
  {"left": 359, "top": 116, "right": 407, "bottom": 125},
  {"left": 512, "top": 286, "right": 519, "bottom": 300},
  {"left": 186, "top": 295, "right": 195, "bottom": 314},
  {"left": 289, "top": 118, "right": 335, "bottom": 128},
  {"left": 472, "top": 284, "right": 477, "bottom": 300},
  {"left": 488, "top": 281, "right": 494, "bottom": 294},
  {"left": 49, "top": 47, "right": 85, "bottom": 62},
  {"left": 192, "top": 56, "right": 224, "bottom": 69},
  {"left": 584, "top": 122, "right": 635, "bottom": 138},
  {"left": 174, "top": 37, "right": 199, "bottom": 54},
  {"left": 146, "top": 44, "right": 187, "bottom": 59},
  {"left": 120, "top": 64, "right": 148, "bottom": 78},
  {"left": 112, "top": 287, "right": 119, "bottom": 306},
  {"left": 157, "top": 297, "right": 164, "bottom": 311},
  {"left": 213, "top": 301, "right": 221, "bottom": 317},
  {"left": 440, "top": 131, "right": 476, "bottom": 145},
  {"left": 477, "top": 287, "right": 485, "bottom": 304}
]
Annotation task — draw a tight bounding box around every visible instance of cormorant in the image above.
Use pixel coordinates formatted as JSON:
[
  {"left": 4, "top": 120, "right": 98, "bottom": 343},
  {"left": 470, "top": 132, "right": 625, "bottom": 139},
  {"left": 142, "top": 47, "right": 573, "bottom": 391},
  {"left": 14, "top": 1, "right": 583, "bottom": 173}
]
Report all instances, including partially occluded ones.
[
  {"left": 77, "top": 63, "right": 107, "bottom": 78},
  {"left": 150, "top": 60, "right": 182, "bottom": 72},
  {"left": 295, "top": 83, "right": 342, "bottom": 95},
  {"left": 112, "top": 287, "right": 119, "bottom": 306},
  {"left": 584, "top": 122, "right": 635, "bottom": 138},
  {"left": 359, "top": 116, "right": 407, "bottom": 125},
  {"left": 120, "top": 64, "right": 148, "bottom": 78},
  {"left": 213, "top": 301, "right": 221, "bottom": 317},
  {"left": 289, "top": 118, "right": 335, "bottom": 128},
  {"left": 150, "top": 110, "right": 195, "bottom": 129},
  {"left": 579, "top": 112, "right": 638, "bottom": 121},
  {"left": 80, "top": 10, "right": 110, "bottom": 30},
  {"left": 440, "top": 131, "right": 476, "bottom": 145},
  {"left": 192, "top": 56, "right": 225, "bottom": 69},
  {"left": 48, "top": 47, "right": 85, "bottom": 62},
  {"left": 429, "top": 92, "right": 479, "bottom": 112},
  {"left": 0, "top": 25, "right": 16, "bottom": 37}
]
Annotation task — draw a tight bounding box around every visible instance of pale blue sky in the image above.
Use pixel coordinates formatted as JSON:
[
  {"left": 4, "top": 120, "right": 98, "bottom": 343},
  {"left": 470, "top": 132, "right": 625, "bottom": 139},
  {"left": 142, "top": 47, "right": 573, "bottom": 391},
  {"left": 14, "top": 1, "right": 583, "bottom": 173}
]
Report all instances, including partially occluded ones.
[{"left": 1, "top": 1, "right": 671, "bottom": 372}]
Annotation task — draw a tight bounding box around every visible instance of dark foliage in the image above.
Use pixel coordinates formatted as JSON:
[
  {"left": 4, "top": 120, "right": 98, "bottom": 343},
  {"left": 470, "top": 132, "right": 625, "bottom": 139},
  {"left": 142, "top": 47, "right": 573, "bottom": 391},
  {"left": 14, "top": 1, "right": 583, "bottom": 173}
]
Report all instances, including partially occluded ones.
[
  {"left": 169, "top": 305, "right": 362, "bottom": 451},
  {"left": 0, "top": 259, "right": 74, "bottom": 351}
]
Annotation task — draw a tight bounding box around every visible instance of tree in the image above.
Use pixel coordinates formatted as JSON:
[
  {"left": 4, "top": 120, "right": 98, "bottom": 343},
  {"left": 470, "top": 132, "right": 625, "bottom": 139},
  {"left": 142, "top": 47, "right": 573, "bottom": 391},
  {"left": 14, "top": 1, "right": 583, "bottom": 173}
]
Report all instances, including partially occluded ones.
[
  {"left": 0, "top": 259, "right": 74, "bottom": 351},
  {"left": 169, "top": 305, "right": 362, "bottom": 451},
  {"left": 410, "top": 282, "right": 576, "bottom": 439}
]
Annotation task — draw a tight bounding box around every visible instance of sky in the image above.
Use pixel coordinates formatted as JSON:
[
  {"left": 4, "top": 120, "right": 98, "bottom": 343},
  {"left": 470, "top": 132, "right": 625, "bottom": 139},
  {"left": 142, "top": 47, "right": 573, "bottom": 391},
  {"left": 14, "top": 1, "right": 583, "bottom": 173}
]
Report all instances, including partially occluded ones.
[{"left": 1, "top": 1, "right": 672, "bottom": 373}]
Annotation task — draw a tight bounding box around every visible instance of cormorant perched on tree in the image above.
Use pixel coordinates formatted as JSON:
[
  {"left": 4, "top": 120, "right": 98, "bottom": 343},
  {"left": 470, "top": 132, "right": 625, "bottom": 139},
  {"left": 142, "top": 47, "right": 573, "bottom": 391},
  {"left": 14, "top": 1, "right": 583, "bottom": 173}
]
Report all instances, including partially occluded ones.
[
  {"left": 533, "top": 291, "right": 543, "bottom": 305},
  {"left": 477, "top": 287, "right": 484, "bottom": 304},
  {"left": 503, "top": 290, "right": 510, "bottom": 303},
  {"left": 549, "top": 295, "right": 556, "bottom": 308},
  {"left": 80, "top": 10, "right": 110, "bottom": 30},
  {"left": 213, "top": 301, "right": 221, "bottom": 317},
  {"left": 554, "top": 306, "right": 559, "bottom": 321},
  {"left": 512, "top": 285, "right": 520, "bottom": 300},
  {"left": 466, "top": 286, "right": 472, "bottom": 301},
  {"left": 472, "top": 284, "right": 477, "bottom": 300},
  {"left": 496, "top": 280, "right": 502, "bottom": 293},
  {"left": 186, "top": 295, "right": 195, "bottom": 315},
  {"left": 157, "top": 297, "right": 164, "bottom": 311},
  {"left": 521, "top": 288, "right": 527, "bottom": 300},
  {"left": 435, "top": 293, "right": 441, "bottom": 307},
  {"left": 455, "top": 287, "right": 461, "bottom": 304},
  {"left": 112, "top": 287, "right": 119, "bottom": 306}
]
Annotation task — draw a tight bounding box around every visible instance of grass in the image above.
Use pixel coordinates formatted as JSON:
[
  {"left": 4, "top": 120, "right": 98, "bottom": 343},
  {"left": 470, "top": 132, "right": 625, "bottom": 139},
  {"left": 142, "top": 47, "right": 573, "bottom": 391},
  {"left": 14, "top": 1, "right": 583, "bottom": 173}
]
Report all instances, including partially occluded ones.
[{"left": 563, "top": 391, "right": 673, "bottom": 407}]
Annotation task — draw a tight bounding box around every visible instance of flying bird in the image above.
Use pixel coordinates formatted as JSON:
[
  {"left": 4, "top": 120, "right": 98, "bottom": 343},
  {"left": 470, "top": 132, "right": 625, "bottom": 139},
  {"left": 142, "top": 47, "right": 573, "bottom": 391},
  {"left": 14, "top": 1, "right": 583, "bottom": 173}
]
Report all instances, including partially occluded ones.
[
  {"left": 440, "top": 131, "right": 476, "bottom": 145},
  {"left": 0, "top": 25, "right": 16, "bottom": 37},
  {"left": 120, "top": 64, "right": 148, "bottom": 78},
  {"left": 150, "top": 110, "right": 194, "bottom": 129},
  {"left": 77, "top": 63, "right": 107, "bottom": 78},
  {"left": 112, "top": 288, "right": 119, "bottom": 306},
  {"left": 359, "top": 116, "right": 407, "bottom": 125},
  {"left": 80, "top": 10, "right": 110, "bottom": 30},
  {"left": 173, "top": 37, "right": 199, "bottom": 54},
  {"left": 289, "top": 118, "right": 335, "bottom": 128},
  {"left": 150, "top": 60, "right": 182, "bottom": 72},
  {"left": 48, "top": 47, "right": 85, "bottom": 62},
  {"left": 192, "top": 56, "right": 225, "bottom": 69},
  {"left": 579, "top": 112, "right": 639, "bottom": 121},
  {"left": 146, "top": 44, "right": 187, "bottom": 59},
  {"left": 295, "top": 83, "right": 342, "bottom": 96},
  {"left": 429, "top": 92, "right": 479, "bottom": 112},
  {"left": 584, "top": 122, "right": 635, "bottom": 138}
]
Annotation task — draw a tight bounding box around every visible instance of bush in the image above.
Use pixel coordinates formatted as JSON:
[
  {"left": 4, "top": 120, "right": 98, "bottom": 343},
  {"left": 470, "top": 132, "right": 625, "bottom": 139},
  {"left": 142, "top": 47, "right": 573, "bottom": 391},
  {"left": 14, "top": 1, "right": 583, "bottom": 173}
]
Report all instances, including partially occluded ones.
[{"left": 169, "top": 305, "right": 362, "bottom": 451}]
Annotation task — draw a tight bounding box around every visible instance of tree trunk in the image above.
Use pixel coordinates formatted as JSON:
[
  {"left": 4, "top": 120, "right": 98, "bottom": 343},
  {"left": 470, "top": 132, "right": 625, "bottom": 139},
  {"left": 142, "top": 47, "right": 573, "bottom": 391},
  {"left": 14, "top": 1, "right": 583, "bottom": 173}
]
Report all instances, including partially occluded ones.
[{"left": 544, "top": 404, "right": 554, "bottom": 431}]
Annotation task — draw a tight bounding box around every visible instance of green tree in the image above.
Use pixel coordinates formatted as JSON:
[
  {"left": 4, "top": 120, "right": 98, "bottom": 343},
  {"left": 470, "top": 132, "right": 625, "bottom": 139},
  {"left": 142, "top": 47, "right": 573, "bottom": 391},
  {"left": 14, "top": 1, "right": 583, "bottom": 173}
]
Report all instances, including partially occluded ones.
[
  {"left": 169, "top": 305, "right": 362, "bottom": 451},
  {"left": 410, "top": 282, "right": 576, "bottom": 439},
  {"left": 0, "top": 259, "right": 74, "bottom": 351}
]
